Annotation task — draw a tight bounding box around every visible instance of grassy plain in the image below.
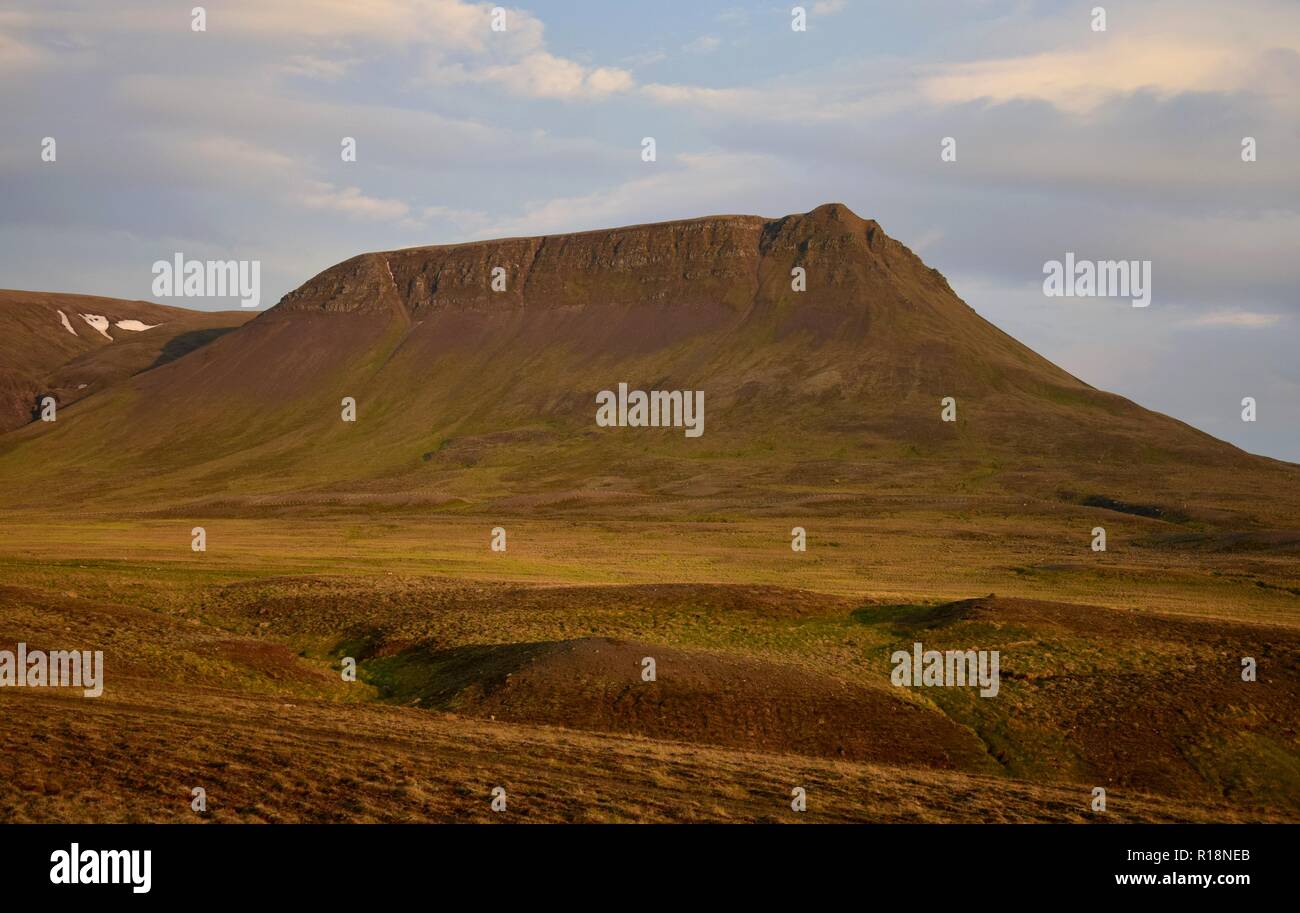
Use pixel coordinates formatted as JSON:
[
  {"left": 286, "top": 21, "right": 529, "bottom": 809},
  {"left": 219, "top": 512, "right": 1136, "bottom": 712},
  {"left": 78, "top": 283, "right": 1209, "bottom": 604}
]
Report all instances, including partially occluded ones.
[{"left": 2, "top": 513, "right": 1296, "bottom": 823}]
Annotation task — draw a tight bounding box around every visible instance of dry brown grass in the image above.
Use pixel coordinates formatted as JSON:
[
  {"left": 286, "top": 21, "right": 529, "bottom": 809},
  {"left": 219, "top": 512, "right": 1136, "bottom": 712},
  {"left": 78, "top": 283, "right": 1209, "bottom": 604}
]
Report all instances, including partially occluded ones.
[{"left": 2, "top": 680, "right": 1269, "bottom": 824}]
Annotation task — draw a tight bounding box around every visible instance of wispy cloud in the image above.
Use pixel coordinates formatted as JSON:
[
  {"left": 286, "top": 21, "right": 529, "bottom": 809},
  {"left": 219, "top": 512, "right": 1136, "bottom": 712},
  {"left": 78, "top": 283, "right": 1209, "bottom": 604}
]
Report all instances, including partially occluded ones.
[
  {"left": 473, "top": 152, "right": 795, "bottom": 239},
  {"left": 684, "top": 35, "right": 721, "bottom": 54},
  {"left": 1186, "top": 310, "right": 1285, "bottom": 329},
  {"left": 919, "top": 0, "right": 1300, "bottom": 115},
  {"left": 812, "top": 0, "right": 850, "bottom": 15},
  {"left": 277, "top": 54, "right": 359, "bottom": 81},
  {"left": 10, "top": 0, "right": 638, "bottom": 100},
  {"left": 0, "top": 25, "right": 45, "bottom": 72}
]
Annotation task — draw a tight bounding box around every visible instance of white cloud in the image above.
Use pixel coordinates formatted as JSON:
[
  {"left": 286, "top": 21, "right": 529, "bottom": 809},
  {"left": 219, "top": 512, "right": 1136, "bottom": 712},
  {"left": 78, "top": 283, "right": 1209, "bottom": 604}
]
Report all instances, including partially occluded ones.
[
  {"left": 646, "top": 0, "right": 1299, "bottom": 123},
  {"left": 684, "top": 36, "right": 721, "bottom": 54},
  {"left": 1186, "top": 310, "right": 1285, "bottom": 329},
  {"left": 169, "top": 135, "right": 422, "bottom": 227},
  {"left": 623, "top": 49, "right": 668, "bottom": 68},
  {"left": 468, "top": 52, "right": 634, "bottom": 98},
  {"left": 474, "top": 151, "right": 795, "bottom": 239},
  {"left": 110, "top": 71, "right": 623, "bottom": 176},
  {"left": 919, "top": 1, "right": 1300, "bottom": 114},
  {"left": 299, "top": 181, "right": 413, "bottom": 223},
  {"left": 640, "top": 58, "right": 920, "bottom": 122},
  {"left": 9, "top": 0, "right": 635, "bottom": 101},
  {"left": 641, "top": 82, "right": 752, "bottom": 108},
  {"left": 278, "top": 54, "right": 358, "bottom": 81},
  {"left": 812, "top": 0, "right": 849, "bottom": 15},
  {"left": 922, "top": 40, "right": 1238, "bottom": 114}
]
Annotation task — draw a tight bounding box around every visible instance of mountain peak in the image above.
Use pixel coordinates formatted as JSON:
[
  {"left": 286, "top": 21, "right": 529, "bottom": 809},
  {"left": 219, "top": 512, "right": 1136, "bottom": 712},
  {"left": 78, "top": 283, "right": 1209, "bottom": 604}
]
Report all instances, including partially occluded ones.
[{"left": 806, "top": 201, "right": 864, "bottom": 223}]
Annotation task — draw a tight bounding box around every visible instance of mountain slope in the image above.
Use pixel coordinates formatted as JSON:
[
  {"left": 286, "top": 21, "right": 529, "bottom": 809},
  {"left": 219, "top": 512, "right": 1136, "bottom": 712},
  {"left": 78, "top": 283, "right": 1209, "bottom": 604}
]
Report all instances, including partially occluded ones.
[
  {"left": 0, "top": 204, "right": 1294, "bottom": 523},
  {"left": 0, "top": 289, "right": 254, "bottom": 432}
]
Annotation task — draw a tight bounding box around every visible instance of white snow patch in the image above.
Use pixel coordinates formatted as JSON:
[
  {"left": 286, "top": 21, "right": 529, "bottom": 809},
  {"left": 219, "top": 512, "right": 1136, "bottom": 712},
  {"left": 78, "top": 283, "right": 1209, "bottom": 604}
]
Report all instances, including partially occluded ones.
[
  {"left": 57, "top": 309, "right": 78, "bottom": 336},
  {"left": 79, "top": 313, "right": 113, "bottom": 340},
  {"left": 115, "top": 319, "right": 160, "bottom": 332}
]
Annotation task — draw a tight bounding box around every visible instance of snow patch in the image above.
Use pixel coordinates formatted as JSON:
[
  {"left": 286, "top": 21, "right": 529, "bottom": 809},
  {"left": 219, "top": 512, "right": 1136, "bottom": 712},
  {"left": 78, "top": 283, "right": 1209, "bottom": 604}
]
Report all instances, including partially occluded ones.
[
  {"left": 57, "top": 310, "right": 78, "bottom": 336},
  {"left": 115, "top": 319, "right": 160, "bottom": 332},
  {"left": 79, "top": 314, "right": 113, "bottom": 340}
]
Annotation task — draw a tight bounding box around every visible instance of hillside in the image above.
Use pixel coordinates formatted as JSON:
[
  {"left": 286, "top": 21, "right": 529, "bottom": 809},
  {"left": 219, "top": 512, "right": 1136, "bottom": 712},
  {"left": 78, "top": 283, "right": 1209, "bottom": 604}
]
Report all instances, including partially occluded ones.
[{"left": 0, "top": 289, "right": 254, "bottom": 432}]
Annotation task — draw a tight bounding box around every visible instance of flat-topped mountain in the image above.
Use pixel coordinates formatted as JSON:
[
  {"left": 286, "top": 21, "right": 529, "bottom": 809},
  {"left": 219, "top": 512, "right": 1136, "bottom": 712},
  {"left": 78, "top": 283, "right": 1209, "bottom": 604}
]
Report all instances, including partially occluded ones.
[{"left": 0, "top": 205, "right": 1295, "bottom": 524}]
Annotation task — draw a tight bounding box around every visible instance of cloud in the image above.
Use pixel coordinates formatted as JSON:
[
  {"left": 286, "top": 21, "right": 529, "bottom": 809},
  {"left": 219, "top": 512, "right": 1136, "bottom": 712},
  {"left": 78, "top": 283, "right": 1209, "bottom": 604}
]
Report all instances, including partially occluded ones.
[
  {"left": 919, "top": 1, "right": 1300, "bottom": 115},
  {"left": 467, "top": 52, "right": 634, "bottom": 98},
  {"left": 640, "top": 56, "right": 921, "bottom": 123},
  {"left": 647, "top": 0, "right": 1299, "bottom": 124},
  {"left": 641, "top": 82, "right": 753, "bottom": 109},
  {"left": 299, "top": 181, "right": 414, "bottom": 223},
  {"left": 166, "top": 135, "right": 422, "bottom": 227},
  {"left": 109, "top": 71, "right": 625, "bottom": 176},
  {"left": 1186, "top": 310, "right": 1285, "bottom": 328},
  {"left": 9, "top": 0, "right": 636, "bottom": 101},
  {"left": 623, "top": 49, "right": 668, "bottom": 68},
  {"left": 0, "top": 27, "right": 45, "bottom": 72},
  {"left": 684, "top": 36, "right": 721, "bottom": 54},
  {"left": 473, "top": 152, "right": 799, "bottom": 239},
  {"left": 922, "top": 40, "right": 1243, "bottom": 114},
  {"left": 278, "top": 54, "right": 358, "bottom": 81},
  {"left": 812, "top": 0, "right": 849, "bottom": 14}
]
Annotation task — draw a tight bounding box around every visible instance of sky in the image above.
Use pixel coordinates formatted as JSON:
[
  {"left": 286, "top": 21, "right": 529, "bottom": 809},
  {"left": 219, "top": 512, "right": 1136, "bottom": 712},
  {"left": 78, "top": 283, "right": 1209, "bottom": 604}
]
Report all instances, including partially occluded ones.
[{"left": 2, "top": 0, "right": 1298, "bottom": 460}]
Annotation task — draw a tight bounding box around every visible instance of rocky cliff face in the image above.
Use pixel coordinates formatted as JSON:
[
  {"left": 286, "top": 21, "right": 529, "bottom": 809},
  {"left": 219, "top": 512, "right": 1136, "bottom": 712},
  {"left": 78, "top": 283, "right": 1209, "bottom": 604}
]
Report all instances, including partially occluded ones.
[
  {"left": 277, "top": 214, "right": 769, "bottom": 317},
  {"left": 268, "top": 203, "right": 1051, "bottom": 381},
  {"left": 276, "top": 204, "right": 955, "bottom": 322}
]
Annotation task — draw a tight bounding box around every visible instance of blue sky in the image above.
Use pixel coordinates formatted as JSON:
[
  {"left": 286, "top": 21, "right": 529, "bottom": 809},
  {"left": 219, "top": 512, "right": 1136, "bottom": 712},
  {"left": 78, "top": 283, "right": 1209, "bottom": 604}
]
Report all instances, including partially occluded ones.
[{"left": 2, "top": 1, "right": 1298, "bottom": 459}]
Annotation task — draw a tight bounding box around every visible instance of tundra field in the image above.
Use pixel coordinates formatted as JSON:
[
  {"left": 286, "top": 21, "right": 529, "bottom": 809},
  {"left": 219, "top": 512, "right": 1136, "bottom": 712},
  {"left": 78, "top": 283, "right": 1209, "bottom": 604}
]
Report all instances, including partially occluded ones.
[{"left": 1, "top": 514, "right": 1297, "bottom": 824}]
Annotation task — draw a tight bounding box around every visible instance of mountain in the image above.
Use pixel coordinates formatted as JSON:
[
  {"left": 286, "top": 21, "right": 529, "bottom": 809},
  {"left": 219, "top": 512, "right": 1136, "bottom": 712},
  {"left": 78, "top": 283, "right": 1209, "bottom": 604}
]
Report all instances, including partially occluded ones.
[
  {"left": 0, "top": 204, "right": 1295, "bottom": 524},
  {"left": 0, "top": 289, "right": 254, "bottom": 432}
]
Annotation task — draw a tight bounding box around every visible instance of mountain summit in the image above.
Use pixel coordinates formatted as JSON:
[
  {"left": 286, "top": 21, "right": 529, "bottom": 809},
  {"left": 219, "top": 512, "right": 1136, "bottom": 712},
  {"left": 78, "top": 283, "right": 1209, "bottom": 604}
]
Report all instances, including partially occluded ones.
[{"left": 0, "top": 205, "right": 1293, "bottom": 522}]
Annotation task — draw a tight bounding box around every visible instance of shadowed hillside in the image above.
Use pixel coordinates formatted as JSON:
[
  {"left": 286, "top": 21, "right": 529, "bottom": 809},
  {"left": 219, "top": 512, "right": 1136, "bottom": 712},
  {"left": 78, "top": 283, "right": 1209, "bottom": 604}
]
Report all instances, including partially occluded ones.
[{"left": 0, "top": 289, "right": 253, "bottom": 433}]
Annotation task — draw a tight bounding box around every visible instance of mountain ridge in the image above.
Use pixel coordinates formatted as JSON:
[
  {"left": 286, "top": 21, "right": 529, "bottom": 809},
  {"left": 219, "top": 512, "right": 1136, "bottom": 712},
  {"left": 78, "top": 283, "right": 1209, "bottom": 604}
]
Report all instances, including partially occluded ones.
[{"left": 274, "top": 203, "right": 950, "bottom": 320}]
